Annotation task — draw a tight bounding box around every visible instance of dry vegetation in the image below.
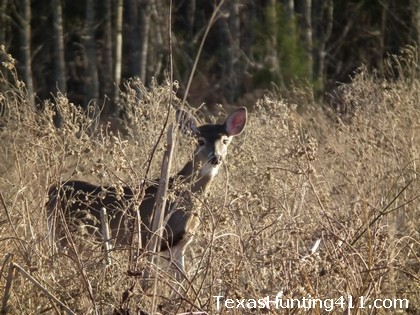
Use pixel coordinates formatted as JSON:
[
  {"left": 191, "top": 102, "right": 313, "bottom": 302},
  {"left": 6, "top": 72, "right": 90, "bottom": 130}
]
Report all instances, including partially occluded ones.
[{"left": 0, "top": 47, "right": 419, "bottom": 314}]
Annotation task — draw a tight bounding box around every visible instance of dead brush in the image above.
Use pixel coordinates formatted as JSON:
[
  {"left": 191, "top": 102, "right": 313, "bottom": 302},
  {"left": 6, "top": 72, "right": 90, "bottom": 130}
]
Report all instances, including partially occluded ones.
[{"left": 0, "top": 47, "right": 419, "bottom": 314}]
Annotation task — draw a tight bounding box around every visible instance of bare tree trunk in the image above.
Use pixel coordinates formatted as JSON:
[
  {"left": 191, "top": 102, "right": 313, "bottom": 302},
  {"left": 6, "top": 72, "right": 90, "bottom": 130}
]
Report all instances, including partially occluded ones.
[
  {"left": 19, "top": 0, "right": 35, "bottom": 108},
  {"left": 139, "top": 0, "right": 151, "bottom": 83},
  {"left": 228, "top": 0, "right": 241, "bottom": 103},
  {"left": 416, "top": 0, "right": 420, "bottom": 47},
  {"left": 378, "top": 0, "right": 389, "bottom": 76},
  {"left": 148, "top": 0, "right": 165, "bottom": 79},
  {"left": 268, "top": 0, "right": 282, "bottom": 86},
  {"left": 0, "top": 0, "right": 8, "bottom": 45},
  {"left": 219, "top": 1, "right": 241, "bottom": 104},
  {"left": 85, "top": 0, "right": 99, "bottom": 123},
  {"left": 51, "top": 0, "right": 66, "bottom": 127},
  {"left": 51, "top": 0, "right": 66, "bottom": 94},
  {"left": 241, "top": 1, "right": 254, "bottom": 68},
  {"left": 284, "top": 0, "right": 294, "bottom": 20},
  {"left": 185, "top": 0, "right": 196, "bottom": 49},
  {"left": 301, "top": 0, "right": 313, "bottom": 80},
  {"left": 313, "top": 0, "right": 333, "bottom": 91},
  {"left": 127, "top": 0, "right": 140, "bottom": 77},
  {"left": 113, "top": 0, "right": 123, "bottom": 104},
  {"left": 102, "top": 0, "right": 114, "bottom": 115}
]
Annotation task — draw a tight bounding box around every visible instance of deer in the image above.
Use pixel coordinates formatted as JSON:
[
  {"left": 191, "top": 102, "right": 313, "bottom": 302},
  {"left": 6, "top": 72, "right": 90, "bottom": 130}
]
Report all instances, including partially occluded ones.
[{"left": 47, "top": 107, "right": 247, "bottom": 279}]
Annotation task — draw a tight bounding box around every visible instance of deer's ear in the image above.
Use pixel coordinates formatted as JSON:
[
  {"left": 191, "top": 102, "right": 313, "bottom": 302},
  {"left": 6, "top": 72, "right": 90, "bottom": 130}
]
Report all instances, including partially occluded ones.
[
  {"left": 224, "top": 107, "right": 247, "bottom": 136},
  {"left": 176, "top": 109, "right": 199, "bottom": 136}
]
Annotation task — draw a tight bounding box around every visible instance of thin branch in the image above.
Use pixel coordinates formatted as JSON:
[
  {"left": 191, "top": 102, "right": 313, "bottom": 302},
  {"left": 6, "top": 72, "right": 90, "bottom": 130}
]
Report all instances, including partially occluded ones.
[
  {"left": 12, "top": 262, "right": 76, "bottom": 315},
  {"left": 351, "top": 179, "right": 413, "bottom": 246}
]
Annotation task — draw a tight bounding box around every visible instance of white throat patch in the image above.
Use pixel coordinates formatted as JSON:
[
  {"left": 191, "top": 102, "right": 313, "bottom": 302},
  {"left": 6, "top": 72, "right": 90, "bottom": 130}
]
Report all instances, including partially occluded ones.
[{"left": 200, "top": 163, "right": 220, "bottom": 178}]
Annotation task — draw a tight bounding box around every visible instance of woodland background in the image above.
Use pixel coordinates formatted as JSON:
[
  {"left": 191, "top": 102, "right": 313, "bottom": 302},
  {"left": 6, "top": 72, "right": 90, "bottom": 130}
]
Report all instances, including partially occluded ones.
[
  {"left": 0, "top": 1, "right": 420, "bottom": 314},
  {"left": 1, "top": 0, "right": 419, "bottom": 117}
]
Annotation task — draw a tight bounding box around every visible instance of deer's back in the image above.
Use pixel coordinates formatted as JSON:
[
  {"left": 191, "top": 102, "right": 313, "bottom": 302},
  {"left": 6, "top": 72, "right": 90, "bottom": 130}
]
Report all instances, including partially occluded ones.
[
  {"left": 47, "top": 180, "right": 138, "bottom": 244},
  {"left": 47, "top": 180, "right": 195, "bottom": 250}
]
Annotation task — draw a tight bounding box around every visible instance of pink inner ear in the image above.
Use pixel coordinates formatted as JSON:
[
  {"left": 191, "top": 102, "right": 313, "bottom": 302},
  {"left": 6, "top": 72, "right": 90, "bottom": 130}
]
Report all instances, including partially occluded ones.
[
  {"left": 227, "top": 109, "right": 246, "bottom": 135},
  {"left": 231, "top": 116, "right": 243, "bottom": 132}
]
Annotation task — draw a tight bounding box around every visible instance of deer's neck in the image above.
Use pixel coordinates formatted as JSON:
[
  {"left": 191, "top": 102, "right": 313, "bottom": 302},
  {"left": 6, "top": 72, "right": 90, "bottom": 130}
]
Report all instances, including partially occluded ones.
[{"left": 177, "top": 160, "right": 218, "bottom": 194}]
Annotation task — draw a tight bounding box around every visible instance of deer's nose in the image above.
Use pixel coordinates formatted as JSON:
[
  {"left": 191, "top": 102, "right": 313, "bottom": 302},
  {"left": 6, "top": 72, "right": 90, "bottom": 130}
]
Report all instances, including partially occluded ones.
[{"left": 209, "top": 154, "right": 223, "bottom": 165}]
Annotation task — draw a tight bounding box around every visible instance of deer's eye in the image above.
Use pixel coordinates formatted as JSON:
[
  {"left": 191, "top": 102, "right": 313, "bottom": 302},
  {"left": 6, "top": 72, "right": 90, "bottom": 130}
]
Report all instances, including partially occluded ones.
[
  {"left": 198, "top": 139, "right": 205, "bottom": 146},
  {"left": 222, "top": 139, "right": 229, "bottom": 145}
]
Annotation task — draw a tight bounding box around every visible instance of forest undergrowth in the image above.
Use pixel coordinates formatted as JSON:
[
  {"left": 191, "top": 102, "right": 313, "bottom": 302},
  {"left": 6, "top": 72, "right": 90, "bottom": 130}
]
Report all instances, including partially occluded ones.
[{"left": 0, "top": 46, "right": 419, "bottom": 314}]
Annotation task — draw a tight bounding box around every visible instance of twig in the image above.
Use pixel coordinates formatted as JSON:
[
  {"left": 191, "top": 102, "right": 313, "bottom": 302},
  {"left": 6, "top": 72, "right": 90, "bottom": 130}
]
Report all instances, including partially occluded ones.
[
  {"left": 100, "top": 207, "right": 112, "bottom": 266},
  {"left": 1, "top": 254, "right": 15, "bottom": 314},
  {"left": 58, "top": 208, "right": 98, "bottom": 314},
  {"left": 0, "top": 253, "right": 13, "bottom": 285},
  {"left": 0, "top": 193, "right": 23, "bottom": 254},
  {"left": 13, "top": 262, "right": 75, "bottom": 315},
  {"left": 351, "top": 179, "right": 413, "bottom": 246},
  {"left": 148, "top": 123, "right": 176, "bottom": 313}
]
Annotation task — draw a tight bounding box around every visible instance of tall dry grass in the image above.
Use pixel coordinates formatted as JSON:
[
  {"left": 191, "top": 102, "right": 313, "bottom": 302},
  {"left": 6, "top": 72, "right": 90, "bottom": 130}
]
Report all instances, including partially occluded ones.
[{"left": 0, "top": 46, "right": 419, "bottom": 314}]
